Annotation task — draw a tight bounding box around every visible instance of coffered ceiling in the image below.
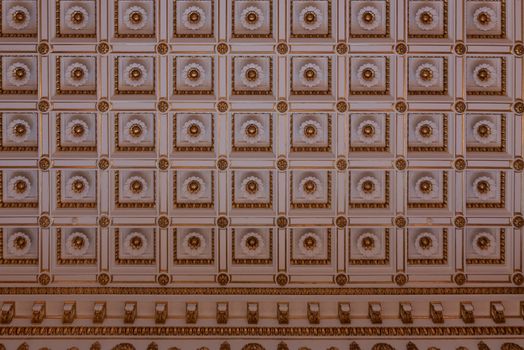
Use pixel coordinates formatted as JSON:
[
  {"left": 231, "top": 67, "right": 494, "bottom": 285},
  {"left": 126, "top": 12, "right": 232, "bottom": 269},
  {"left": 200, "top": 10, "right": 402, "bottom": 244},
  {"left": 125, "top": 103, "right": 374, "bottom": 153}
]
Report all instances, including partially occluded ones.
[{"left": 0, "top": 0, "right": 523, "bottom": 349}]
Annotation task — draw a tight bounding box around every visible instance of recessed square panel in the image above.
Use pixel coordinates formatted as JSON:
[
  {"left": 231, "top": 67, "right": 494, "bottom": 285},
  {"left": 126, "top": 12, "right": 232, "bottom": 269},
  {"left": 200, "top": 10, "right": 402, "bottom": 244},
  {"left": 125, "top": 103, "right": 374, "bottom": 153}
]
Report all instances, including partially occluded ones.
[
  {"left": 56, "top": 227, "right": 97, "bottom": 264},
  {"left": 232, "top": 56, "right": 273, "bottom": 95},
  {"left": 0, "top": 113, "right": 38, "bottom": 152},
  {"left": 114, "top": 56, "right": 156, "bottom": 95},
  {"left": 173, "top": 56, "right": 214, "bottom": 95},
  {"left": 408, "top": 0, "right": 448, "bottom": 38},
  {"left": 232, "top": 170, "right": 273, "bottom": 209},
  {"left": 56, "top": 0, "right": 97, "bottom": 38},
  {"left": 290, "top": 56, "right": 331, "bottom": 95},
  {"left": 232, "top": 113, "right": 272, "bottom": 152},
  {"left": 1, "top": 56, "right": 37, "bottom": 94},
  {"left": 408, "top": 56, "right": 448, "bottom": 95},
  {"left": 290, "top": 228, "right": 331, "bottom": 265},
  {"left": 0, "top": 1, "right": 38, "bottom": 37},
  {"left": 115, "top": 227, "right": 156, "bottom": 264},
  {"left": 0, "top": 227, "right": 38, "bottom": 264},
  {"left": 174, "top": 113, "right": 215, "bottom": 152},
  {"left": 114, "top": 170, "right": 156, "bottom": 209},
  {"left": 114, "top": 0, "right": 156, "bottom": 38},
  {"left": 290, "top": 170, "right": 331, "bottom": 209},
  {"left": 350, "top": 56, "right": 390, "bottom": 95},
  {"left": 290, "top": 113, "right": 331, "bottom": 152},
  {"left": 466, "top": 56, "right": 506, "bottom": 96},
  {"left": 56, "top": 169, "right": 97, "bottom": 209},
  {"left": 174, "top": 0, "right": 214, "bottom": 38},
  {"left": 174, "top": 228, "right": 215, "bottom": 264},
  {"left": 465, "top": 228, "right": 505, "bottom": 264},
  {"left": 174, "top": 170, "right": 215, "bottom": 209},
  {"left": 56, "top": 113, "right": 97, "bottom": 152},
  {"left": 407, "top": 113, "right": 448, "bottom": 152},
  {"left": 1, "top": 169, "right": 38, "bottom": 208},
  {"left": 232, "top": 228, "right": 273, "bottom": 264},
  {"left": 349, "top": 170, "right": 390, "bottom": 208},
  {"left": 466, "top": 0, "right": 506, "bottom": 39},
  {"left": 408, "top": 170, "right": 448, "bottom": 209},
  {"left": 349, "top": 0, "right": 390, "bottom": 38},
  {"left": 232, "top": 0, "right": 273, "bottom": 38},
  {"left": 466, "top": 170, "right": 506, "bottom": 209},
  {"left": 56, "top": 56, "right": 97, "bottom": 95},
  {"left": 349, "top": 113, "right": 390, "bottom": 152},
  {"left": 407, "top": 228, "right": 448, "bottom": 265},
  {"left": 349, "top": 228, "right": 390, "bottom": 265},
  {"left": 466, "top": 114, "right": 506, "bottom": 153},
  {"left": 114, "top": 113, "right": 156, "bottom": 152},
  {"left": 290, "top": 0, "right": 331, "bottom": 38}
]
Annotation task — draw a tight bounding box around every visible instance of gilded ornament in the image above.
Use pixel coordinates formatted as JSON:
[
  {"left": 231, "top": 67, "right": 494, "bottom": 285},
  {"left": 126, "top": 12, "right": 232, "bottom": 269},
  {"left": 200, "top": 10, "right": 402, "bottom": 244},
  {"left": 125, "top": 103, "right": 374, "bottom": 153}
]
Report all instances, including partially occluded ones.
[
  {"left": 17, "top": 344, "right": 28, "bottom": 350},
  {"left": 217, "top": 216, "right": 229, "bottom": 228},
  {"left": 276, "top": 158, "right": 288, "bottom": 171},
  {"left": 394, "top": 157, "right": 407, "bottom": 170},
  {"left": 454, "top": 42, "right": 467, "bottom": 55},
  {"left": 156, "top": 42, "right": 169, "bottom": 55},
  {"left": 38, "top": 42, "right": 50, "bottom": 55},
  {"left": 336, "top": 42, "right": 348, "bottom": 55},
  {"left": 336, "top": 158, "right": 347, "bottom": 171},
  {"left": 38, "top": 99, "right": 50, "bottom": 112},
  {"left": 454, "top": 272, "right": 466, "bottom": 285},
  {"left": 514, "top": 43, "right": 524, "bottom": 56},
  {"left": 96, "top": 42, "right": 110, "bottom": 54},
  {"left": 157, "top": 274, "right": 170, "bottom": 286},
  {"left": 97, "top": 273, "right": 110, "bottom": 286},
  {"left": 157, "top": 99, "right": 169, "bottom": 112},
  {"left": 217, "top": 157, "right": 228, "bottom": 170},
  {"left": 454, "top": 100, "right": 467, "bottom": 113},
  {"left": 335, "top": 215, "right": 347, "bottom": 228},
  {"left": 277, "top": 216, "right": 288, "bottom": 228},
  {"left": 276, "top": 42, "right": 289, "bottom": 55},
  {"left": 217, "top": 273, "right": 230, "bottom": 286},
  {"left": 394, "top": 273, "right": 408, "bottom": 286},
  {"left": 454, "top": 157, "right": 466, "bottom": 171},
  {"left": 216, "top": 100, "right": 229, "bottom": 113},
  {"left": 513, "top": 100, "right": 524, "bottom": 114},
  {"left": 395, "top": 101, "right": 407, "bottom": 113},
  {"left": 216, "top": 42, "right": 229, "bottom": 55},
  {"left": 512, "top": 272, "right": 524, "bottom": 285},
  {"left": 335, "top": 273, "right": 348, "bottom": 286},
  {"left": 220, "top": 342, "right": 231, "bottom": 350},
  {"left": 394, "top": 215, "right": 407, "bottom": 228},
  {"left": 276, "top": 100, "right": 288, "bottom": 113},
  {"left": 336, "top": 100, "right": 348, "bottom": 112},
  {"left": 395, "top": 42, "right": 408, "bottom": 55},
  {"left": 158, "top": 157, "right": 170, "bottom": 171},
  {"left": 454, "top": 215, "right": 466, "bottom": 228},
  {"left": 512, "top": 158, "right": 524, "bottom": 171},
  {"left": 147, "top": 343, "right": 158, "bottom": 350},
  {"left": 157, "top": 216, "right": 170, "bottom": 228},
  {"left": 97, "top": 100, "right": 110, "bottom": 112},
  {"left": 277, "top": 343, "right": 289, "bottom": 350},
  {"left": 39, "top": 157, "right": 51, "bottom": 170},
  {"left": 98, "top": 215, "right": 110, "bottom": 227},
  {"left": 38, "top": 273, "right": 51, "bottom": 286},
  {"left": 39, "top": 215, "right": 51, "bottom": 228},
  {"left": 512, "top": 215, "right": 524, "bottom": 228},
  {"left": 275, "top": 273, "right": 289, "bottom": 286},
  {"left": 98, "top": 158, "right": 110, "bottom": 170}
]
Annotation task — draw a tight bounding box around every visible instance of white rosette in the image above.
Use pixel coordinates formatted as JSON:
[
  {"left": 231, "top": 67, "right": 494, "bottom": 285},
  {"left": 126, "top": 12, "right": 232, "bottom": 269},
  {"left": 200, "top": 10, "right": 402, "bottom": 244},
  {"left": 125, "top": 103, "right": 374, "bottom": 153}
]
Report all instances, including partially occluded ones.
[
  {"left": 240, "top": 6, "right": 264, "bottom": 30},
  {"left": 182, "top": 119, "right": 206, "bottom": 143},
  {"left": 240, "top": 232, "right": 265, "bottom": 257},
  {"left": 415, "top": 120, "right": 439, "bottom": 144},
  {"left": 472, "top": 232, "right": 497, "bottom": 256},
  {"left": 66, "top": 232, "right": 90, "bottom": 256},
  {"left": 357, "top": 176, "right": 381, "bottom": 200},
  {"left": 299, "top": 120, "right": 322, "bottom": 144},
  {"left": 357, "top": 63, "right": 380, "bottom": 88},
  {"left": 473, "top": 64, "right": 496, "bottom": 88},
  {"left": 7, "top": 6, "right": 30, "bottom": 30},
  {"left": 299, "top": 63, "right": 322, "bottom": 88},
  {"left": 124, "top": 232, "right": 148, "bottom": 256},
  {"left": 240, "top": 63, "right": 264, "bottom": 88},
  {"left": 65, "top": 6, "right": 89, "bottom": 30},
  {"left": 241, "top": 120, "right": 264, "bottom": 144},
  {"left": 415, "top": 176, "right": 438, "bottom": 200},
  {"left": 7, "top": 176, "right": 31, "bottom": 199},
  {"left": 7, "top": 63, "right": 30, "bottom": 87},
  {"left": 182, "top": 6, "right": 206, "bottom": 30},
  {"left": 7, "top": 119, "right": 30, "bottom": 143},
  {"left": 124, "top": 63, "right": 147, "bottom": 87},
  {"left": 473, "top": 7, "right": 497, "bottom": 31},
  {"left": 7, "top": 232, "right": 31, "bottom": 256},
  {"left": 299, "top": 6, "right": 322, "bottom": 31},
  {"left": 183, "top": 232, "right": 207, "bottom": 256},
  {"left": 299, "top": 232, "right": 322, "bottom": 257},
  {"left": 124, "top": 176, "right": 148, "bottom": 200},
  {"left": 66, "top": 176, "right": 90, "bottom": 199},
  {"left": 357, "top": 6, "right": 381, "bottom": 31},
  {"left": 182, "top": 176, "right": 206, "bottom": 200},
  {"left": 357, "top": 232, "right": 380, "bottom": 257},
  {"left": 415, "top": 232, "right": 438, "bottom": 257},
  {"left": 183, "top": 63, "right": 205, "bottom": 87},
  {"left": 65, "top": 119, "right": 89, "bottom": 144},
  {"left": 472, "top": 120, "right": 497, "bottom": 144},
  {"left": 415, "top": 63, "right": 439, "bottom": 87},
  {"left": 472, "top": 176, "right": 496, "bottom": 200},
  {"left": 357, "top": 119, "right": 381, "bottom": 144},
  {"left": 65, "top": 63, "right": 89, "bottom": 87},
  {"left": 298, "top": 176, "right": 322, "bottom": 200},
  {"left": 125, "top": 119, "right": 147, "bottom": 144},
  {"left": 124, "top": 6, "right": 147, "bottom": 30},
  {"left": 415, "top": 6, "right": 439, "bottom": 31},
  {"left": 240, "top": 176, "right": 264, "bottom": 200}
]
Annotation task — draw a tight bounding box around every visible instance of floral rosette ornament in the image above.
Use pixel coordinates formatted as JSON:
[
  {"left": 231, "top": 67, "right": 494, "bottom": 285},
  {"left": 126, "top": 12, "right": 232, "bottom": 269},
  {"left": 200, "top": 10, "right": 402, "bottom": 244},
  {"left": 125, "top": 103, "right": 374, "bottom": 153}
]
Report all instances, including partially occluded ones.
[
  {"left": 65, "top": 6, "right": 89, "bottom": 30},
  {"left": 124, "top": 63, "right": 148, "bottom": 87},
  {"left": 472, "top": 120, "right": 497, "bottom": 144},
  {"left": 357, "top": 176, "right": 381, "bottom": 200},
  {"left": 183, "top": 63, "right": 205, "bottom": 87},
  {"left": 415, "top": 176, "right": 438, "bottom": 200},
  {"left": 415, "top": 63, "right": 439, "bottom": 87},
  {"left": 357, "top": 6, "right": 381, "bottom": 31},
  {"left": 125, "top": 119, "right": 148, "bottom": 144},
  {"left": 357, "top": 63, "right": 381, "bottom": 88},
  {"left": 182, "top": 176, "right": 206, "bottom": 200},
  {"left": 299, "top": 6, "right": 322, "bottom": 31},
  {"left": 8, "top": 176, "right": 31, "bottom": 200},
  {"left": 66, "top": 63, "right": 89, "bottom": 87},
  {"left": 299, "top": 232, "right": 322, "bottom": 257},
  {"left": 67, "top": 175, "right": 90, "bottom": 200},
  {"left": 415, "top": 232, "right": 438, "bottom": 257},
  {"left": 124, "top": 176, "right": 148, "bottom": 200},
  {"left": 473, "top": 7, "right": 497, "bottom": 31},
  {"left": 182, "top": 6, "right": 206, "bottom": 30},
  {"left": 415, "top": 120, "right": 439, "bottom": 144},
  {"left": 7, "top": 6, "right": 31, "bottom": 30},
  {"left": 240, "top": 176, "right": 264, "bottom": 200},
  {"left": 8, "top": 63, "right": 31, "bottom": 87},
  {"left": 415, "top": 6, "right": 439, "bottom": 31},
  {"left": 182, "top": 119, "right": 206, "bottom": 143},
  {"left": 7, "top": 232, "right": 31, "bottom": 256},
  {"left": 240, "top": 6, "right": 264, "bottom": 31},
  {"left": 357, "top": 232, "right": 380, "bottom": 257},
  {"left": 240, "top": 63, "right": 264, "bottom": 88},
  {"left": 472, "top": 176, "right": 496, "bottom": 200},
  {"left": 183, "top": 232, "right": 207, "bottom": 256},
  {"left": 66, "top": 119, "right": 90, "bottom": 144},
  {"left": 7, "top": 119, "right": 31, "bottom": 143},
  {"left": 240, "top": 232, "right": 265, "bottom": 257},
  {"left": 124, "top": 6, "right": 147, "bottom": 30},
  {"left": 473, "top": 64, "right": 497, "bottom": 88},
  {"left": 298, "top": 176, "right": 322, "bottom": 200},
  {"left": 299, "top": 120, "right": 322, "bottom": 144},
  {"left": 66, "top": 232, "right": 90, "bottom": 256},
  {"left": 124, "top": 232, "right": 148, "bottom": 256},
  {"left": 357, "top": 119, "right": 381, "bottom": 144},
  {"left": 241, "top": 120, "right": 264, "bottom": 144},
  {"left": 299, "top": 63, "right": 322, "bottom": 88},
  {"left": 472, "top": 232, "right": 496, "bottom": 256}
]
